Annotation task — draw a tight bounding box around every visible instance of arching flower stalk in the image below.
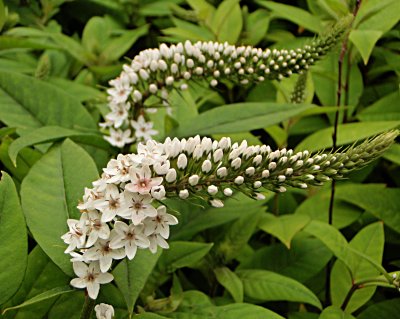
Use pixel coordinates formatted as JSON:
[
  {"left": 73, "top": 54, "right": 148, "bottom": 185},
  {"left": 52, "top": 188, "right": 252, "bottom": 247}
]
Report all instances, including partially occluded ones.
[
  {"left": 102, "top": 19, "right": 351, "bottom": 147},
  {"left": 63, "top": 130, "right": 398, "bottom": 299}
]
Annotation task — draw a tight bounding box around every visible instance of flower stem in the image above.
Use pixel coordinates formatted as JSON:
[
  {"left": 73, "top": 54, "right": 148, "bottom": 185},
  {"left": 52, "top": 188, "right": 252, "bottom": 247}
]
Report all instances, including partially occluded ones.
[
  {"left": 80, "top": 294, "right": 96, "bottom": 319},
  {"left": 326, "top": 0, "right": 363, "bottom": 306}
]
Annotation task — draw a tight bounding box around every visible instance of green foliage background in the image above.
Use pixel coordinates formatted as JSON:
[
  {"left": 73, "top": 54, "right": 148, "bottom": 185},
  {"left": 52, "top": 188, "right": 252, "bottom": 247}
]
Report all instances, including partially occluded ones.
[{"left": 0, "top": 0, "right": 399, "bottom": 318}]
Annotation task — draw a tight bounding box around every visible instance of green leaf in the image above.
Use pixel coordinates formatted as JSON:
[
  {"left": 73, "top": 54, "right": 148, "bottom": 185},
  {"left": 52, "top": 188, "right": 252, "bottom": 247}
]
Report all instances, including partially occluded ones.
[
  {"left": 214, "top": 267, "right": 244, "bottom": 303},
  {"left": 211, "top": 0, "right": 243, "bottom": 43},
  {"left": 0, "top": 71, "right": 96, "bottom": 132},
  {"left": 4, "top": 246, "right": 69, "bottom": 318},
  {"left": 2, "top": 286, "right": 74, "bottom": 314},
  {"left": 21, "top": 139, "right": 99, "bottom": 276},
  {"left": 9, "top": 125, "right": 110, "bottom": 165},
  {"left": 331, "top": 222, "right": 384, "bottom": 313},
  {"left": 358, "top": 298, "right": 400, "bottom": 319},
  {"left": 236, "top": 269, "right": 322, "bottom": 309},
  {"left": 171, "top": 198, "right": 265, "bottom": 240},
  {"left": 0, "top": 172, "right": 27, "bottom": 305},
  {"left": 383, "top": 144, "right": 400, "bottom": 165},
  {"left": 319, "top": 306, "right": 356, "bottom": 319},
  {"left": 295, "top": 121, "right": 400, "bottom": 152},
  {"left": 243, "top": 9, "right": 270, "bottom": 46},
  {"left": 217, "top": 209, "right": 262, "bottom": 262},
  {"left": 295, "top": 184, "right": 366, "bottom": 229},
  {"left": 256, "top": 1, "right": 323, "bottom": 33},
  {"left": 304, "top": 221, "right": 388, "bottom": 278},
  {"left": 158, "top": 241, "right": 213, "bottom": 272},
  {"left": 135, "top": 314, "right": 170, "bottom": 319},
  {"left": 357, "top": 91, "right": 400, "bottom": 122},
  {"left": 101, "top": 25, "right": 149, "bottom": 62},
  {"left": 81, "top": 16, "right": 108, "bottom": 54},
  {"left": 238, "top": 237, "right": 332, "bottom": 283},
  {"left": 174, "top": 102, "right": 314, "bottom": 137},
  {"left": 349, "top": 30, "right": 383, "bottom": 64},
  {"left": 47, "top": 291, "right": 85, "bottom": 319},
  {"left": 333, "top": 184, "right": 400, "bottom": 234},
  {"left": 258, "top": 214, "right": 310, "bottom": 248},
  {"left": 113, "top": 249, "right": 162, "bottom": 316}
]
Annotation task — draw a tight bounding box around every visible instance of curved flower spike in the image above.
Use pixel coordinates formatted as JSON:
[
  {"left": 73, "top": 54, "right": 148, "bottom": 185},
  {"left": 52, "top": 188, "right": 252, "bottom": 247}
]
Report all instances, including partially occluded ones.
[
  {"left": 64, "top": 130, "right": 397, "bottom": 298},
  {"left": 102, "top": 19, "right": 351, "bottom": 147}
]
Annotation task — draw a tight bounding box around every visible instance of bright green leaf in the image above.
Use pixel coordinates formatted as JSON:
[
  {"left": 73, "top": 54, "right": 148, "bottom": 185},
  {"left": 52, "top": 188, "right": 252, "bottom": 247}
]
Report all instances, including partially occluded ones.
[
  {"left": 21, "top": 139, "right": 99, "bottom": 276},
  {"left": 237, "top": 269, "right": 322, "bottom": 309},
  {"left": 349, "top": 30, "right": 383, "bottom": 65},
  {"left": 0, "top": 172, "right": 27, "bottom": 305},
  {"left": 113, "top": 249, "right": 162, "bottom": 316},
  {"left": 258, "top": 214, "right": 310, "bottom": 248},
  {"left": 319, "top": 306, "right": 356, "bottom": 319},
  {"left": 214, "top": 267, "right": 244, "bottom": 303},
  {"left": 174, "top": 102, "right": 314, "bottom": 137}
]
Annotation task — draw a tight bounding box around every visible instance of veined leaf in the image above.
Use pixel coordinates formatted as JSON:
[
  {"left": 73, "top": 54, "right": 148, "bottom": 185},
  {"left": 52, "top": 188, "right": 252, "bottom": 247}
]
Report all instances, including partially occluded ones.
[
  {"left": 256, "top": 1, "right": 323, "bottom": 33},
  {"left": 349, "top": 30, "right": 383, "bottom": 65},
  {"left": 214, "top": 267, "right": 243, "bottom": 303},
  {"left": 0, "top": 71, "right": 96, "bottom": 132},
  {"left": 21, "top": 139, "right": 99, "bottom": 276},
  {"left": 2, "top": 286, "right": 74, "bottom": 314},
  {"left": 258, "top": 213, "right": 310, "bottom": 248},
  {"left": 0, "top": 172, "right": 27, "bottom": 305},
  {"left": 174, "top": 102, "right": 314, "bottom": 137},
  {"left": 113, "top": 249, "right": 162, "bottom": 316},
  {"left": 331, "top": 222, "right": 384, "bottom": 313},
  {"left": 237, "top": 269, "right": 322, "bottom": 309},
  {"left": 9, "top": 125, "right": 111, "bottom": 165}
]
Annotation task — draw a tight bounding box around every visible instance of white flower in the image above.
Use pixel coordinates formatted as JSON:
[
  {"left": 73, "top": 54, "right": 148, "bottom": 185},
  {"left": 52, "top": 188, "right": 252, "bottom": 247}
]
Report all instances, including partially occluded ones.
[
  {"left": 165, "top": 168, "right": 177, "bottom": 183},
  {"left": 208, "top": 185, "right": 218, "bottom": 195},
  {"left": 104, "top": 128, "right": 135, "bottom": 148},
  {"left": 86, "top": 210, "right": 110, "bottom": 247},
  {"left": 131, "top": 115, "right": 158, "bottom": 141},
  {"left": 107, "top": 73, "right": 132, "bottom": 104},
  {"left": 103, "top": 155, "right": 133, "bottom": 184},
  {"left": 105, "top": 103, "right": 129, "bottom": 128},
  {"left": 144, "top": 206, "right": 178, "bottom": 239},
  {"left": 70, "top": 261, "right": 113, "bottom": 299},
  {"left": 61, "top": 216, "right": 88, "bottom": 253},
  {"left": 148, "top": 233, "right": 169, "bottom": 254},
  {"left": 84, "top": 239, "right": 125, "bottom": 272},
  {"left": 223, "top": 188, "right": 233, "bottom": 196},
  {"left": 188, "top": 174, "right": 199, "bottom": 186},
  {"left": 109, "top": 222, "right": 150, "bottom": 260},
  {"left": 125, "top": 165, "right": 163, "bottom": 194},
  {"left": 123, "top": 192, "right": 157, "bottom": 225},
  {"left": 95, "top": 303, "right": 114, "bottom": 319},
  {"left": 210, "top": 199, "right": 224, "bottom": 208},
  {"left": 94, "top": 185, "right": 127, "bottom": 222},
  {"left": 179, "top": 189, "right": 189, "bottom": 199},
  {"left": 177, "top": 153, "right": 188, "bottom": 170}
]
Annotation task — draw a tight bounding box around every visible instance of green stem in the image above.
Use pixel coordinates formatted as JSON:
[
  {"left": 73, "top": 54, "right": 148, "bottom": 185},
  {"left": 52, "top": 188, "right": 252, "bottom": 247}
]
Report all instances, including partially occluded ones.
[{"left": 80, "top": 294, "right": 96, "bottom": 319}]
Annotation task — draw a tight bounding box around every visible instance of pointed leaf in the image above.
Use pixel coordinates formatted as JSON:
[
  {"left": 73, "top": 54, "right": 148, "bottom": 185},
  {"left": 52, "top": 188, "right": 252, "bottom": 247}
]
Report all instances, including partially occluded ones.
[
  {"left": 0, "top": 172, "right": 27, "bottom": 305},
  {"left": 237, "top": 269, "right": 322, "bottom": 309},
  {"left": 113, "top": 249, "right": 162, "bottom": 316},
  {"left": 258, "top": 214, "right": 310, "bottom": 248},
  {"left": 319, "top": 306, "right": 356, "bottom": 319},
  {"left": 214, "top": 267, "right": 244, "bottom": 303},
  {"left": 349, "top": 30, "right": 383, "bottom": 64},
  {"left": 21, "top": 139, "right": 99, "bottom": 276}
]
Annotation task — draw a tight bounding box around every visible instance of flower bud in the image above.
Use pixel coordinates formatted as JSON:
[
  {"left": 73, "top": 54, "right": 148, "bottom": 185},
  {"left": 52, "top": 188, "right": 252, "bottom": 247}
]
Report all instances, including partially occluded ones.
[
  {"left": 151, "top": 185, "right": 166, "bottom": 200},
  {"left": 253, "top": 155, "right": 262, "bottom": 166},
  {"left": 208, "top": 185, "right": 218, "bottom": 195},
  {"left": 166, "top": 168, "right": 177, "bottom": 183},
  {"left": 217, "top": 167, "right": 227, "bottom": 178},
  {"left": 268, "top": 162, "right": 276, "bottom": 170},
  {"left": 179, "top": 189, "right": 189, "bottom": 199},
  {"left": 235, "top": 176, "right": 244, "bottom": 185},
  {"left": 254, "top": 181, "right": 262, "bottom": 188},
  {"left": 245, "top": 167, "right": 255, "bottom": 176},
  {"left": 202, "top": 160, "right": 212, "bottom": 173},
  {"left": 210, "top": 199, "right": 224, "bottom": 208},
  {"left": 213, "top": 149, "right": 223, "bottom": 162},
  {"left": 278, "top": 175, "right": 286, "bottom": 182},
  {"left": 262, "top": 170, "right": 270, "bottom": 178},
  {"left": 177, "top": 154, "right": 188, "bottom": 170},
  {"left": 188, "top": 175, "right": 199, "bottom": 186},
  {"left": 223, "top": 188, "right": 233, "bottom": 196},
  {"left": 231, "top": 158, "right": 241, "bottom": 169}
]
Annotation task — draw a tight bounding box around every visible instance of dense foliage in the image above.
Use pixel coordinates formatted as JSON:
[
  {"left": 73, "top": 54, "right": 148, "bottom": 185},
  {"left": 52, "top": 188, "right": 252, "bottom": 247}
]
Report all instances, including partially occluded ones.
[{"left": 0, "top": 0, "right": 399, "bottom": 318}]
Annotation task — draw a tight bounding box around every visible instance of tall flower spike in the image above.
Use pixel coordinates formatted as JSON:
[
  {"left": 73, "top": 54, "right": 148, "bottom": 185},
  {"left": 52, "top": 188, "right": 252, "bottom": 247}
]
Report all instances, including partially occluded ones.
[
  {"left": 64, "top": 130, "right": 397, "bottom": 298},
  {"left": 102, "top": 19, "right": 351, "bottom": 147}
]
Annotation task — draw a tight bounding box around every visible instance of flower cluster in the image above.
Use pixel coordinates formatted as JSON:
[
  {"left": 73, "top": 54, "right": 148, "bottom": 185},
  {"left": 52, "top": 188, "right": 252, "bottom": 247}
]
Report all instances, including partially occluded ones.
[
  {"left": 101, "top": 21, "right": 349, "bottom": 148},
  {"left": 63, "top": 130, "right": 397, "bottom": 299}
]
